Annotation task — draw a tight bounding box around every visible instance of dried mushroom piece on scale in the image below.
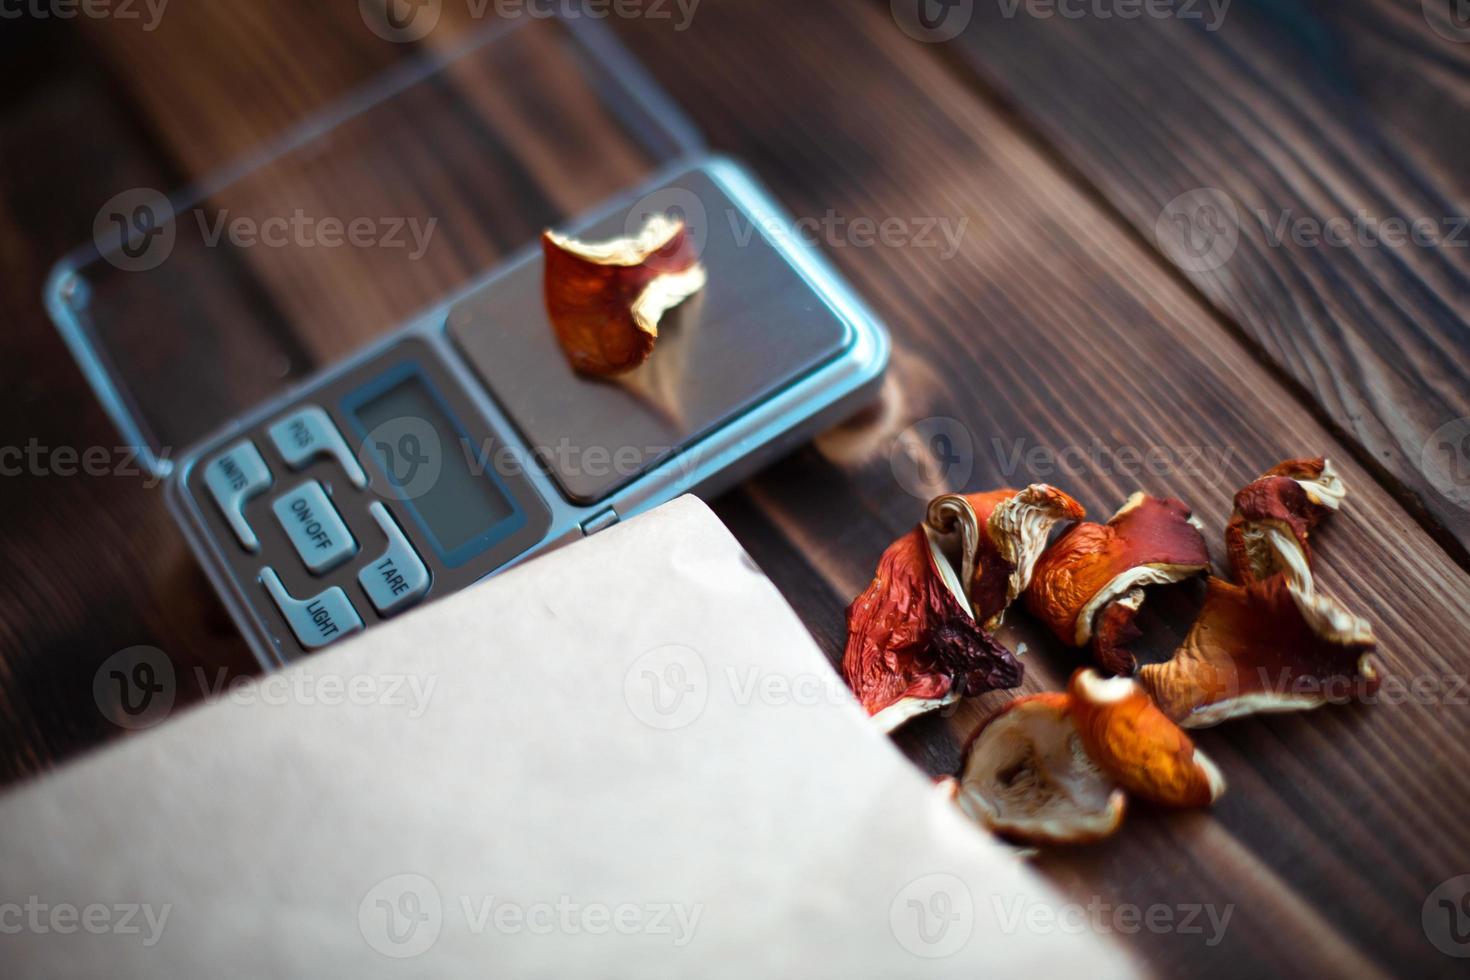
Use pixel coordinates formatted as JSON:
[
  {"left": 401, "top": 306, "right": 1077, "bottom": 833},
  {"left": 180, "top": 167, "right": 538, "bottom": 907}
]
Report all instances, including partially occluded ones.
[
  {"left": 542, "top": 213, "right": 707, "bottom": 377},
  {"left": 1026, "top": 493, "right": 1211, "bottom": 676}
]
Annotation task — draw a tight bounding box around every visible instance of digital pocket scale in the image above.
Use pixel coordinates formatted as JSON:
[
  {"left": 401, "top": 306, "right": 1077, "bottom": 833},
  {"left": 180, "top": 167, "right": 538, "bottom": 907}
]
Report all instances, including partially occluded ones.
[{"left": 166, "top": 158, "right": 889, "bottom": 666}]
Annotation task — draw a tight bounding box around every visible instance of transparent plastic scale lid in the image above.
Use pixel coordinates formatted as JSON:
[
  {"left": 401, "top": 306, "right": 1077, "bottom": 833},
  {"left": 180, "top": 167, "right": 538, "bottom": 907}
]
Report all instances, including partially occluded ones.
[{"left": 46, "top": 15, "right": 702, "bottom": 476}]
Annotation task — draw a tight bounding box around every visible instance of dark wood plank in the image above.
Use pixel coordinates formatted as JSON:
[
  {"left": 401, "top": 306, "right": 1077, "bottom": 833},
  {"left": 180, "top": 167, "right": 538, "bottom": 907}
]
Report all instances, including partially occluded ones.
[
  {"left": 924, "top": 0, "right": 1470, "bottom": 562},
  {"left": 85, "top": 1, "right": 404, "bottom": 174}
]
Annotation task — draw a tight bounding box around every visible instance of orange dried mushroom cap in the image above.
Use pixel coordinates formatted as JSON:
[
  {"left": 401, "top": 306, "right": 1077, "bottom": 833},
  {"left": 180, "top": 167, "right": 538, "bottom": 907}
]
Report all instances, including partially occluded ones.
[
  {"left": 956, "top": 693, "right": 1125, "bottom": 845},
  {"left": 1139, "top": 574, "right": 1379, "bottom": 728},
  {"left": 542, "top": 214, "right": 707, "bottom": 377},
  {"left": 1225, "top": 457, "right": 1344, "bottom": 587},
  {"left": 1025, "top": 493, "right": 1210, "bottom": 675},
  {"left": 842, "top": 524, "right": 1023, "bottom": 733},
  {"left": 1068, "top": 669, "right": 1225, "bottom": 808}
]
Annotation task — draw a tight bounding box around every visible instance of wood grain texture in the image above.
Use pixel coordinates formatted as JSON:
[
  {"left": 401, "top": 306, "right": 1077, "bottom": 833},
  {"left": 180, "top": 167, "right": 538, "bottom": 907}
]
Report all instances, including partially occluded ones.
[
  {"left": 928, "top": 0, "right": 1470, "bottom": 560},
  {"left": 0, "top": 1, "right": 1464, "bottom": 977}
]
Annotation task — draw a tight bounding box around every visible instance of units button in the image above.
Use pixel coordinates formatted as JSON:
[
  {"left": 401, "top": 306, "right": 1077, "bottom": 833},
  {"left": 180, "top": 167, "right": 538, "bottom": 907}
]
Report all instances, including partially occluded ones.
[
  {"left": 260, "top": 568, "right": 363, "bottom": 651},
  {"left": 203, "top": 440, "right": 273, "bottom": 551},
  {"left": 358, "top": 502, "right": 430, "bottom": 615},
  {"left": 272, "top": 480, "right": 358, "bottom": 574}
]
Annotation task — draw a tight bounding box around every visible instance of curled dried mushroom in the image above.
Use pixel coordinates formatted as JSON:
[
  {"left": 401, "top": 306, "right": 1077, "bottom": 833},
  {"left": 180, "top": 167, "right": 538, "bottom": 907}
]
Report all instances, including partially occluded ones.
[
  {"left": 927, "top": 485, "right": 1086, "bottom": 630},
  {"left": 956, "top": 693, "right": 1125, "bottom": 845},
  {"left": 1142, "top": 457, "right": 1380, "bottom": 726},
  {"left": 542, "top": 213, "right": 707, "bottom": 377},
  {"left": 1140, "top": 573, "right": 1379, "bottom": 727},
  {"left": 1225, "top": 457, "right": 1343, "bottom": 588},
  {"left": 842, "top": 523, "right": 1023, "bottom": 733},
  {"left": 1026, "top": 493, "right": 1210, "bottom": 676},
  {"left": 1069, "top": 669, "right": 1225, "bottom": 807}
]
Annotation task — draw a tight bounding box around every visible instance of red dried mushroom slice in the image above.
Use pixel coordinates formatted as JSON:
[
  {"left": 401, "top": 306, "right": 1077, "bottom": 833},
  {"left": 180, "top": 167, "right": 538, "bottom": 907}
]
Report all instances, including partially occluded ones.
[
  {"left": 956, "top": 693, "right": 1125, "bottom": 845},
  {"left": 1226, "top": 457, "right": 1344, "bottom": 588},
  {"left": 1139, "top": 574, "right": 1379, "bottom": 728},
  {"left": 928, "top": 486, "right": 1086, "bottom": 630},
  {"left": 842, "top": 524, "right": 1023, "bottom": 732},
  {"left": 542, "top": 213, "right": 707, "bottom": 376},
  {"left": 1026, "top": 494, "right": 1210, "bottom": 676},
  {"left": 1068, "top": 669, "right": 1225, "bottom": 808},
  {"left": 1091, "top": 588, "right": 1145, "bottom": 682}
]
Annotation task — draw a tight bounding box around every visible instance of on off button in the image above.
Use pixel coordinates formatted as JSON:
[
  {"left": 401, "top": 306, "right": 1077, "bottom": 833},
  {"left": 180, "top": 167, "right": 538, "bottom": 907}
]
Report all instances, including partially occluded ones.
[{"left": 271, "top": 480, "right": 358, "bottom": 574}]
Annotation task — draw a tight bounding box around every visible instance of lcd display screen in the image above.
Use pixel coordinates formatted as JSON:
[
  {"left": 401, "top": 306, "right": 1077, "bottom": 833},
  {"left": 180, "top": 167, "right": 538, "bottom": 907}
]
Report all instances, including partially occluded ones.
[{"left": 349, "top": 374, "right": 515, "bottom": 557}]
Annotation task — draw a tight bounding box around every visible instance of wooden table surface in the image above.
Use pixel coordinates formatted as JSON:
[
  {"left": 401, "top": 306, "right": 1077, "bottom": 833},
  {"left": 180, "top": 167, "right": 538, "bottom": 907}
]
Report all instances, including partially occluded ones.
[{"left": 2, "top": 2, "right": 1468, "bottom": 976}]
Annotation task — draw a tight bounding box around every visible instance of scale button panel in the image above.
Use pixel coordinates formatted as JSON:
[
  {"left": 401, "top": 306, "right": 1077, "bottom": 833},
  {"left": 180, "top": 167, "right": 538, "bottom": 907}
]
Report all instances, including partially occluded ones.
[
  {"left": 267, "top": 405, "right": 368, "bottom": 488},
  {"left": 358, "top": 502, "right": 431, "bottom": 615},
  {"left": 203, "top": 440, "right": 273, "bottom": 551},
  {"left": 260, "top": 568, "right": 363, "bottom": 650},
  {"left": 185, "top": 338, "right": 555, "bottom": 662},
  {"left": 271, "top": 480, "right": 358, "bottom": 574}
]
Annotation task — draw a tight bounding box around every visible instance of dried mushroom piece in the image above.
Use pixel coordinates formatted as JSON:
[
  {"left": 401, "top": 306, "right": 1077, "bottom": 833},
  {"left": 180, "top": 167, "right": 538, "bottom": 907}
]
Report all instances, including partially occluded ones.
[
  {"left": 542, "top": 214, "right": 707, "bottom": 377},
  {"left": 1268, "top": 456, "right": 1346, "bottom": 509},
  {"left": 1026, "top": 493, "right": 1210, "bottom": 676},
  {"left": 1090, "top": 588, "right": 1145, "bottom": 680},
  {"left": 928, "top": 486, "right": 1086, "bottom": 630},
  {"left": 842, "top": 524, "right": 1023, "bottom": 733},
  {"left": 1069, "top": 669, "right": 1225, "bottom": 808},
  {"left": 1140, "top": 574, "right": 1379, "bottom": 728},
  {"left": 956, "top": 693, "right": 1126, "bottom": 845},
  {"left": 1225, "top": 457, "right": 1344, "bottom": 588}
]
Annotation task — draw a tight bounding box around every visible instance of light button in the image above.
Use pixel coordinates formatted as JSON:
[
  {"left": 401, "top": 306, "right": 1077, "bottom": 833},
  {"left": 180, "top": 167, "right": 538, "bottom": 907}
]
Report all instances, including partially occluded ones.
[
  {"left": 203, "top": 440, "right": 273, "bottom": 551},
  {"left": 272, "top": 481, "right": 357, "bottom": 574},
  {"left": 267, "top": 406, "right": 368, "bottom": 488},
  {"left": 358, "top": 502, "right": 431, "bottom": 615},
  {"left": 260, "top": 568, "right": 363, "bottom": 650}
]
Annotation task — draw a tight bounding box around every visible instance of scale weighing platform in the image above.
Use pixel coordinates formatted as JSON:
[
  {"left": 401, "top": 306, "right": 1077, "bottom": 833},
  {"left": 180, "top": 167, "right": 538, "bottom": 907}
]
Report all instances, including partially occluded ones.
[{"left": 168, "top": 160, "right": 888, "bottom": 664}]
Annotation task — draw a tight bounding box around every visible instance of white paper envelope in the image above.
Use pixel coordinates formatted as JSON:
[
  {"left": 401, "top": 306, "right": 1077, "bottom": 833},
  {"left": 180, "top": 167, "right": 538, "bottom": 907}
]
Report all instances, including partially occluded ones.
[{"left": 0, "top": 496, "right": 1138, "bottom": 979}]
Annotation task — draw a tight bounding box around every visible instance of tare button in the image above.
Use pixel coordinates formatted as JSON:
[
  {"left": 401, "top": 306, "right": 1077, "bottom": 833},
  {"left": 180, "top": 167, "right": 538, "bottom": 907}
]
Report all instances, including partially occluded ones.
[
  {"left": 272, "top": 480, "right": 358, "bottom": 574},
  {"left": 358, "top": 502, "right": 430, "bottom": 615},
  {"left": 267, "top": 405, "right": 368, "bottom": 488},
  {"left": 203, "top": 440, "right": 273, "bottom": 551},
  {"left": 260, "top": 568, "right": 363, "bottom": 650}
]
